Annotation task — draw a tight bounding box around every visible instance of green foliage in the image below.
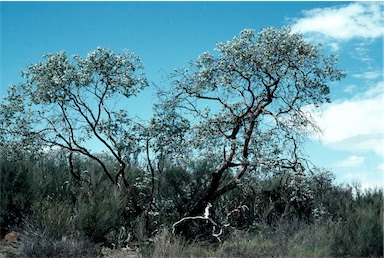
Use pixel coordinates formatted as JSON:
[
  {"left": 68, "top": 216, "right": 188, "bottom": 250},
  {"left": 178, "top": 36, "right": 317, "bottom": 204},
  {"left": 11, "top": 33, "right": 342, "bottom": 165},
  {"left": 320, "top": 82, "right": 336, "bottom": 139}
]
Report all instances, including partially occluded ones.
[
  {"left": 0, "top": 147, "right": 79, "bottom": 235},
  {"left": 218, "top": 219, "right": 331, "bottom": 258},
  {"left": 0, "top": 47, "right": 149, "bottom": 192},
  {"left": 0, "top": 147, "right": 382, "bottom": 257},
  {"left": 76, "top": 180, "right": 128, "bottom": 244},
  {"left": 0, "top": 44, "right": 155, "bottom": 233},
  {"left": 214, "top": 169, "right": 325, "bottom": 227},
  {"left": 154, "top": 26, "right": 346, "bottom": 219},
  {"left": 329, "top": 187, "right": 383, "bottom": 257},
  {"left": 165, "top": 26, "right": 345, "bottom": 165},
  {"left": 0, "top": 154, "right": 33, "bottom": 235},
  {"left": 155, "top": 162, "right": 214, "bottom": 221},
  {"left": 28, "top": 200, "right": 74, "bottom": 240}
]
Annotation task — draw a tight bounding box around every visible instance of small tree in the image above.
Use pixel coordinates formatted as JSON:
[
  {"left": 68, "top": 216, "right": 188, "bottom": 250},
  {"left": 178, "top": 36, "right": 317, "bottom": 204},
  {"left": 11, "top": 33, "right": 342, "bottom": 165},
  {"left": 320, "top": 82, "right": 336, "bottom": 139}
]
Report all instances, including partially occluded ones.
[
  {"left": 0, "top": 48, "right": 148, "bottom": 213},
  {"left": 160, "top": 27, "right": 345, "bottom": 216}
]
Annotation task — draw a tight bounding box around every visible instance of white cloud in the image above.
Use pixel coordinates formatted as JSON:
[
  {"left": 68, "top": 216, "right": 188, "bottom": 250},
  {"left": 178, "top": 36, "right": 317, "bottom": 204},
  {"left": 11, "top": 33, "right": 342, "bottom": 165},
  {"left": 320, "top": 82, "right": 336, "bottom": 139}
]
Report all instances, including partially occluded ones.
[
  {"left": 327, "top": 42, "right": 340, "bottom": 52},
  {"left": 352, "top": 70, "right": 382, "bottom": 80},
  {"left": 334, "top": 155, "right": 365, "bottom": 167},
  {"left": 331, "top": 134, "right": 383, "bottom": 157},
  {"left": 291, "top": 2, "right": 384, "bottom": 40},
  {"left": 312, "top": 82, "right": 384, "bottom": 156}
]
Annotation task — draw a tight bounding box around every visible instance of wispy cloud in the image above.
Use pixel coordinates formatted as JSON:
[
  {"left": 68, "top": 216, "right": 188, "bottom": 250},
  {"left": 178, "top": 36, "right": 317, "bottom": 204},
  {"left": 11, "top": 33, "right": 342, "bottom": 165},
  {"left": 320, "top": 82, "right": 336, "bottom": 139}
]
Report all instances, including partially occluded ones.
[
  {"left": 331, "top": 134, "right": 383, "bottom": 157},
  {"left": 342, "top": 84, "right": 358, "bottom": 94},
  {"left": 291, "top": 2, "right": 384, "bottom": 40},
  {"left": 350, "top": 41, "right": 376, "bottom": 64},
  {"left": 352, "top": 70, "right": 382, "bottom": 80},
  {"left": 333, "top": 155, "right": 365, "bottom": 168}
]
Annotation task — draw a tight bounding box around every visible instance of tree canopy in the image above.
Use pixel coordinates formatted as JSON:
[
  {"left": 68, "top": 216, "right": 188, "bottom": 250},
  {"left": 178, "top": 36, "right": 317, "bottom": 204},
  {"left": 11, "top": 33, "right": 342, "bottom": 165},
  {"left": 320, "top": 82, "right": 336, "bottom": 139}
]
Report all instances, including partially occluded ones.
[
  {"left": 0, "top": 47, "right": 148, "bottom": 212},
  {"left": 159, "top": 27, "right": 345, "bottom": 215},
  {"left": 0, "top": 27, "right": 345, "bottom": 217}
]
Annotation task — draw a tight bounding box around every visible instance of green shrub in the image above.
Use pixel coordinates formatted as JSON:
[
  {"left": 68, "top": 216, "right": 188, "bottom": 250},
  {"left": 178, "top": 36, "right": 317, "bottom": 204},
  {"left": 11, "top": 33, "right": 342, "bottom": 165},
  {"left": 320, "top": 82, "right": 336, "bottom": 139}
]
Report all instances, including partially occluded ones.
[
  {"left": 76, "top": 178, "right": 128, "bottom": 244},
  {"left": 20, "top": 198, "right": 100, "bottom": 258},
  {"left": 29, "top": 199, "right": 74, "bottom": 240},
  {"left": 2, "top": 145, "right": 382, "bottom": 257},
  {"left": 0, "top": 155, "right": 33, "bottom": 235},
  {"left": 330, "top": 188, "right": 383, "bottom": 257},
  {"left": 0, "top": 147, "right": 76, "bottom": 235}
]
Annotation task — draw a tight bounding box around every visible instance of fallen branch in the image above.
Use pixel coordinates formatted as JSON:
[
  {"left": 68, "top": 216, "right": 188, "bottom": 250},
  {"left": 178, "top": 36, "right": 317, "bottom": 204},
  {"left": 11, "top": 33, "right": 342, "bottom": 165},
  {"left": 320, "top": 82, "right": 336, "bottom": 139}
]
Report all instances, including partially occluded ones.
[{"left": 172, "top": 203, "right": 224, "bottom": 242}]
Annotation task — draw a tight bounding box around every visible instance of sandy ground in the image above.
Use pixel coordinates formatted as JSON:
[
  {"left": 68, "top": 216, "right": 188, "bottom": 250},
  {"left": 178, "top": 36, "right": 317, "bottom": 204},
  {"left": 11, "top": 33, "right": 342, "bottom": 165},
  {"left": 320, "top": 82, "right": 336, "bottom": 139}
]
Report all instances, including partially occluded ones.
[{"left": 101, "top": 247, "right": 142, "bottom": 258}]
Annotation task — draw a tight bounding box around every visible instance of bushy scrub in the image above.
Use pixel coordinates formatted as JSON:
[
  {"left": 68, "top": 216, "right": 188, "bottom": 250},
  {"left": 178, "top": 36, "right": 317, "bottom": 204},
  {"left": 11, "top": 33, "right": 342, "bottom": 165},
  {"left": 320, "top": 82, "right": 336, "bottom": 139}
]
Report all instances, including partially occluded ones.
[
  {"left": 329, "top": 187, "right": 383, "bottom": 257},
  {"left": 75, "top": 172, "right": 129, "bottom": 244},
  {"left": 28, "top": 199, "right": 74, "bottom": 240},
  {"left": 0, "top": 147, "right": 79, "bottom": 237},
  {"left": 1, "top": 146, "right": 383, "bottom": 258},
  {"left": 154, "top": 163, "right": 213, "bottom": 223},
  {"left": 0, "top": 154, "right": 33, "bottom": 235},
  {"left": 218, "top": 218, "right": 331, "bottom": 258}
]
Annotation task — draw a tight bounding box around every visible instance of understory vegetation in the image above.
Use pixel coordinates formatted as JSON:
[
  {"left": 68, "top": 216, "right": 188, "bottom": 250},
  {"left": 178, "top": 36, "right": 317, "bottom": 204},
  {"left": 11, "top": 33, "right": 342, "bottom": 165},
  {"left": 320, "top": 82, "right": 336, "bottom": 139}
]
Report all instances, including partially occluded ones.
[{"left": 1, "top": 148, "right": 382, "bottom": 257}]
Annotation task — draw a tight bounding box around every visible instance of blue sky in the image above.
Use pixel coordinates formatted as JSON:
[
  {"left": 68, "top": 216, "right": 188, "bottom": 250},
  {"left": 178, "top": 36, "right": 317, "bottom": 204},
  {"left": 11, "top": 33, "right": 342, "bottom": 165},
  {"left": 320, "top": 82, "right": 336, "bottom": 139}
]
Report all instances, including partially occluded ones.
[{"left": 1, "top": 1, "right": 383, "bottom": 189}]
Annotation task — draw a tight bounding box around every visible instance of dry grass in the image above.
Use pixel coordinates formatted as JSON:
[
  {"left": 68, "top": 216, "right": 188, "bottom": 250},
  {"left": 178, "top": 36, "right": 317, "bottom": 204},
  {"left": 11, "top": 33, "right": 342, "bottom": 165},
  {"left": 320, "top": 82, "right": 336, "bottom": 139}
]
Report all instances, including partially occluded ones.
[
  {"left": 147, "top": 220, "right": 331, "bottom": 258},
  {"left": 19, "top": 224, "right": 100, "bottom": 258}
]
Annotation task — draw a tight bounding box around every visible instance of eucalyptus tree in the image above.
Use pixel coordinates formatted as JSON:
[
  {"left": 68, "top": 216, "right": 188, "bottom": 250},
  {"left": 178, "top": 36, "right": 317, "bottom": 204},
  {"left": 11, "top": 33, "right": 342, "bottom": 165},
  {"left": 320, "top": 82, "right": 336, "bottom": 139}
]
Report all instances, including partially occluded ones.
[
  {"left": 161, "top": 27, "right": 345, "bottom": 216},
  {"left": 0, "top": 48, "right": 148, "bottom": 213}
]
